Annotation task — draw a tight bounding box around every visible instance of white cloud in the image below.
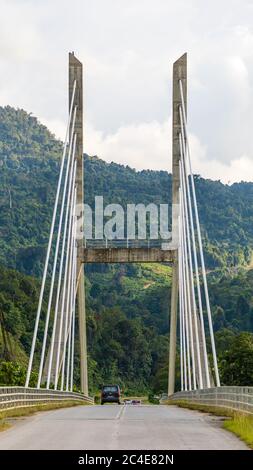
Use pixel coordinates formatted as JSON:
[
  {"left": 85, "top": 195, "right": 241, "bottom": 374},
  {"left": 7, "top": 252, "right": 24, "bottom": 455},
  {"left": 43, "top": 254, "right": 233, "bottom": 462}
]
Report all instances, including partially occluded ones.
[
  {"left": 1, "top": 0, "right": 253, "bottom": 182},
  {"left": 40, "top": 117, "right": 66, "bottom": 141},
  {"left": 189, "top": 136, "right": 253, "bottom": 184},
  {"left": 85, "top": 120, "right": 172, "bottom": 171},
  {"left": 0, "top": 0, "right": 43, "bottom": 61},
  {"left": 84, "top": 118, "right": 253, "bottom": 183}
]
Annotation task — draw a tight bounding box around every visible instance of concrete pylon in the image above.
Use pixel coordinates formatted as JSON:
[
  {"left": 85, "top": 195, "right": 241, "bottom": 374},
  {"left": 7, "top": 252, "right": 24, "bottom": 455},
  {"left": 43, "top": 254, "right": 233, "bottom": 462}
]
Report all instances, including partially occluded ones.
[
  {"left": 69, "top": 52, "right": 88, "bottom": 395},
  {"left": 168, "top": 53, "right": 187, "bottom": 396}
]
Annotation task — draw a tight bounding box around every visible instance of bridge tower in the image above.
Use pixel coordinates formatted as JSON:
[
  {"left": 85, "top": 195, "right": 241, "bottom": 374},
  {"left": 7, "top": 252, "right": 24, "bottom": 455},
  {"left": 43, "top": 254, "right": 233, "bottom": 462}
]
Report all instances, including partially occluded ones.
[
  {"left": 168, "top": 53, "right": 187, "bottom": 396},
  {"left": 69, "top": 53, "right": 88, "bottom": 395}
]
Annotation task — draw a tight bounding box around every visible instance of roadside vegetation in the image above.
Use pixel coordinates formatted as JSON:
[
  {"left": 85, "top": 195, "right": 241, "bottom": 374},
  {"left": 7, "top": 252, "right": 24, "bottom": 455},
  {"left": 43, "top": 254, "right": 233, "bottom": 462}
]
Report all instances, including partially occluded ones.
[
  {"left": 0, "top": 400, "right": 89, "bottom": 433},
  {"left": 0, "top": 421, "right": 10, "bottom": 432},
  {"left": 224, "top": 413, "right": 253, "bottom": 448},
  {"left": 168, "top": 400, "right": 253, "bottom": 448}
]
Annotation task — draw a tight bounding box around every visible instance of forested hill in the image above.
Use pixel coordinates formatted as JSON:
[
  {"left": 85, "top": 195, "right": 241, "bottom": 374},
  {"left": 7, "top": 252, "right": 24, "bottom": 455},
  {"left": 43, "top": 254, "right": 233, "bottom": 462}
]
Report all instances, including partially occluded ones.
[
  {"left": 0, "top": 106, "right": 253, "bottom": 275},
  {"left": 84, "top": 157, "right": 253, "bottom": 269},
  {"left": 1, "top": 106, "right": 253, "bottom": 392}
]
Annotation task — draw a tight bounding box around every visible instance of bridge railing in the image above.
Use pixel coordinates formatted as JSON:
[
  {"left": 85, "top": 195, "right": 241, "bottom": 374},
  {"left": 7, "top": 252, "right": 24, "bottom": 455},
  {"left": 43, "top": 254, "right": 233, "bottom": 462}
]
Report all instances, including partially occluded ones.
[
  {"left": 0, "top": 386, "right": 94, "bottom": 412},
  {"left": 84, "top": 238, "right": 171, "bottom": 249},
  {"left": 169, "top": 386, "right": 253, "bottom": 415}
]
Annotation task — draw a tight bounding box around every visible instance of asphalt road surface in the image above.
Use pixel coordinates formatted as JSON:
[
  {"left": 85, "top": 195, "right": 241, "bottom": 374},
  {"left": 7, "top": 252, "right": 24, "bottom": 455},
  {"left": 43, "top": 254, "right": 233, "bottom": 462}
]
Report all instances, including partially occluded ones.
[{"left": 0, "top": 404, "right": 248, "bottom": 450}]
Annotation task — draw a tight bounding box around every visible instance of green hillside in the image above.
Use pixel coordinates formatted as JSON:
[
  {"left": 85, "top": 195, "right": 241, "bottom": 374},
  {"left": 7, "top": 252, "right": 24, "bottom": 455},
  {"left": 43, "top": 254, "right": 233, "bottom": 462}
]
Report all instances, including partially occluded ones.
[
  {"left": 0, "top": 105, "right": 253, "bottom": 392},
  {"left": 1, "top": 107, "right": 253, "bottom": 274}
]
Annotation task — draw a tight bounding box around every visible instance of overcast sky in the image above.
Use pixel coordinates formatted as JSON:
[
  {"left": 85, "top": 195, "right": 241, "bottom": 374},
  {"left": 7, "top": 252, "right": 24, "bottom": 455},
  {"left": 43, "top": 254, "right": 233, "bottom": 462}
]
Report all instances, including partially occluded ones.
[{"left": 1, "top": 0, "right": 253, "bottom": 182}]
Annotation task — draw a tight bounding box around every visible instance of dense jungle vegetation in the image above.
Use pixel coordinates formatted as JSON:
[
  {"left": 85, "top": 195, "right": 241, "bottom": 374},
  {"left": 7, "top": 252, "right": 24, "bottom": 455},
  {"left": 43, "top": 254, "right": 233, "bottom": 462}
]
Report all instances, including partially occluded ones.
[{"left": 0, "top": 106, "right": 253, "bottom": 392}]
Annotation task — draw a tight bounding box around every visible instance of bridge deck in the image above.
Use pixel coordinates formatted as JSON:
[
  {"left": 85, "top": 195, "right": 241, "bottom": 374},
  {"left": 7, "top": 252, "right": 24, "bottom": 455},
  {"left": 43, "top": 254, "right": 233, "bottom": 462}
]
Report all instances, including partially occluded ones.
[
  {"left": 0, "top": 404, "right": 247, "bottom": 450},
  {"left": 82, "top": 247, "right": 175, "bottom": 263}
]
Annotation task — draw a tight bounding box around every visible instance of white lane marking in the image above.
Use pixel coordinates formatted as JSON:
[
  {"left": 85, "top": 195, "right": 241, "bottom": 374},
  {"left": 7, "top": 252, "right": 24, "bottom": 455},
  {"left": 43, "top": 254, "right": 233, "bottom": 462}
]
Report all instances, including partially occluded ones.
[
  {"left": 110, "top": 406, "right": 127, "bottom": 450},
  {"left": 115, "top": 405, "right": 126, "bottom": 420}
]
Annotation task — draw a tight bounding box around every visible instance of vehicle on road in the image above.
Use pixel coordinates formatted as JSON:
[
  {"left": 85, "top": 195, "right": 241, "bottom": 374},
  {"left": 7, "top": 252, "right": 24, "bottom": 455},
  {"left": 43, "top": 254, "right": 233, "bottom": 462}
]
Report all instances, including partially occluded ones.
[
  {"left": 101, "top": 385, "right": 121, "bottom": 405},
  {"left": 123, "top": 399, "right": 142, "bottom": 405}
]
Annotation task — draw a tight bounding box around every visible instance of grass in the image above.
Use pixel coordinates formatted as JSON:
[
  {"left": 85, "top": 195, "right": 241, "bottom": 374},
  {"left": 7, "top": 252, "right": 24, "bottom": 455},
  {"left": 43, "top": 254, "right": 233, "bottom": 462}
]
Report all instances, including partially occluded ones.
[
  {"left": 167, "top": 399, "right": 253, "bottom": 448},
  {"left": 0, "top": 421, "right": 11, "bottom": 432},
  {"left": 166, "top": 399, "right": 234, "bottom": 417},
  {"left": 140, "top": 263, "right": 172, "bottom": 279},
  {"left": 0, "top": 400, "right": 89, "bottom": 433},
  {"left": 224, "top": 413, "right": 253, "bottom": 448}
]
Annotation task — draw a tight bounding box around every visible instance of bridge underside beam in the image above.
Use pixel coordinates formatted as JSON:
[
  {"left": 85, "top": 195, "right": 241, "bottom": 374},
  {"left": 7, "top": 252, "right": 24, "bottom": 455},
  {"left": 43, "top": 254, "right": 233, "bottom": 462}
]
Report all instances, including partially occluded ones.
[{"left": 82, "top": 248, "right": 176, "bottom": 263}]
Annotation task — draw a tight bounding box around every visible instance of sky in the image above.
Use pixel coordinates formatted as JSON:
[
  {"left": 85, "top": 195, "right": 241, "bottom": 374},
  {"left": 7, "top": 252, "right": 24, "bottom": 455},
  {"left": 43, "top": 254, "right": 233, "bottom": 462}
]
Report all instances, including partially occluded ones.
[{"left": 1, "top": 0, "right": 253, "bottom": 183}]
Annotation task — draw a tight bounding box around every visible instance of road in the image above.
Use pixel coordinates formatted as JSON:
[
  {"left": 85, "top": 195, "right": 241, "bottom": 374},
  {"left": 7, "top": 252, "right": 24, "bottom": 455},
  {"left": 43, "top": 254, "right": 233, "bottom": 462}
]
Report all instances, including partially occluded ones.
[{"left": 0, "top": 404, "right": 248, "bottom": 450}]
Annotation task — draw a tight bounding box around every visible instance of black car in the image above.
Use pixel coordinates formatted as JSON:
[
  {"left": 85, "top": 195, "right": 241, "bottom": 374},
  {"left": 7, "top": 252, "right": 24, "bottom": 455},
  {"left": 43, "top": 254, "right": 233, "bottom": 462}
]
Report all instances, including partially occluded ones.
[{"left": 101, "top": 385, "right": 121, "bottom": 405}]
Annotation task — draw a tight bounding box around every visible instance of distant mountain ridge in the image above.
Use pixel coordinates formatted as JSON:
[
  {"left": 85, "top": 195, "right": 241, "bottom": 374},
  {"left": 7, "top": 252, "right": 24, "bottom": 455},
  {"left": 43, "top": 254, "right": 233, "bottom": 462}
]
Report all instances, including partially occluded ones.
[
  {"left": 0, "top": 106, "right": 252, "bottom": 274},
  {"left": 1, "top": 106, "right": 253, "bottom": 392}
]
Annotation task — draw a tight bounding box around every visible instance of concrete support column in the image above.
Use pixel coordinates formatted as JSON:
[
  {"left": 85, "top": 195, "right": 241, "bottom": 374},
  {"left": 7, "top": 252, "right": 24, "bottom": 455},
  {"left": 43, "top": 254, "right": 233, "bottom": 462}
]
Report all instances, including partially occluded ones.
[
  {"left": 69, "top": 52, "right": 88, "bottom": 395},
  {"left": 168, "top": 53, "right": 187, "bottom": 396}
]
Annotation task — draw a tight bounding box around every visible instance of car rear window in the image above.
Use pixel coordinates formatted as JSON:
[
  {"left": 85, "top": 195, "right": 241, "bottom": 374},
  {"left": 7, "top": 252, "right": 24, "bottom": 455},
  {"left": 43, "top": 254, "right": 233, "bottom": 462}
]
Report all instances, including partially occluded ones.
[{"left": 103, "top": 386, "right": 118, "bottom": 392}]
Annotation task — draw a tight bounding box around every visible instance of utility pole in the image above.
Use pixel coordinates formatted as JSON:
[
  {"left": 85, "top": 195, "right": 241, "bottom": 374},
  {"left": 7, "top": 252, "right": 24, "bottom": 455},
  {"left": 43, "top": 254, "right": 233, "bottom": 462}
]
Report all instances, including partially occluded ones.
[
  {"left": 168, "top": 53, "right": 187, "bottom": 395},
  {"left": 69, "top": 52, "right": 88, "bottom": 395}
]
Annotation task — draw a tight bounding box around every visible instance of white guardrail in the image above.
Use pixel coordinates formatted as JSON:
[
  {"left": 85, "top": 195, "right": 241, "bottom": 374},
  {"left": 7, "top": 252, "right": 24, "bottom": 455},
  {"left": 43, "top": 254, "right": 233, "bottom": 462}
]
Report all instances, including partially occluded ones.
[
  {"left": 84, "top": 239, "right": 171, "bottom": 249},
  {"left": 169, "top": 386, "right": 253, "bottom": 415},
  {"left": 0, "top": 386, "right": 94, "bottom": 411}
]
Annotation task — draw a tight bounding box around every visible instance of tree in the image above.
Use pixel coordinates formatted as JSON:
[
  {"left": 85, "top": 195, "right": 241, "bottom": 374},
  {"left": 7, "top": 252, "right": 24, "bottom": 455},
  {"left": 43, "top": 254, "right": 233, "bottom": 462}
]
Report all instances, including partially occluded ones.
[
  {"left": 0, "top": 361, "right": 37, "bottom": 386},
  {"left": 219, "top": 332, "right": 253, "bottom": 386},
  {"left": 236, "top": 295, "right": 250, "bottom": 317},
  {"left": 213, "top": 306, "right": 226, "bottom": 331}
]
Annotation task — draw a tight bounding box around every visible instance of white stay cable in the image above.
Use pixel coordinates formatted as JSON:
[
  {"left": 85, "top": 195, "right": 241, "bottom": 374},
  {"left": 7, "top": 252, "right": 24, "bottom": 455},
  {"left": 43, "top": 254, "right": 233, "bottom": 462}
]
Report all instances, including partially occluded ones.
[
  {"left": 180, "top": 114, "right": 210, "bottom": 388},
  {"left": 70, "top": 222, "right": 77, "bottom": 386},
  {"left": 62, "top": 192, "right": 77, "bottom": 391},
  {"left": 37, "top": 106, "right": 77, "bottom": 388},
  {"left": 46, "top": 135, "right": 77, "bottom": 388},
  {"left": 61, "top": 188, "right": 77, "bottom": 391},
  {"left": 179, "top": 79, "right": 220, "bottom": 387},
  {"left": 66, "top": 277, "right": 73, "bottom": 390},
  {"left": 178, "top": 190, "right": 187, "bottom": 390},
  {"left": 25, "top": 81, "right": 76, "bottom": 388},
  {"left": 180, "top": 256, "right": 188, "bottom": 390},
  {"left": 66, "top": 217, "right": 77, "bottom": 391},
  {"left": 178, "top": 207, "right": 184, "bottom": 391},
  {"left": 179, "top": 108, "right": 210, "bottom": 388},
  {"left": 70, "top": 244, "right": 77, "bottom": 392},
  {"left": 66, "top": 322, "right": 72, "bottom": 391},
  {"left": 179, "top": 132, "right": 203, "bottom": 389},
  {"left": 66, "top": 261, "right": 74, "bottom": 391},
  {"left": 179, "top": 159, "right": 196, "bottom": 390},
  {"left": 54, "top": 161, "right": 77, "bottom": 389},
  {"left": 180, "top": 184, "right": 192, "bottom": 390}
]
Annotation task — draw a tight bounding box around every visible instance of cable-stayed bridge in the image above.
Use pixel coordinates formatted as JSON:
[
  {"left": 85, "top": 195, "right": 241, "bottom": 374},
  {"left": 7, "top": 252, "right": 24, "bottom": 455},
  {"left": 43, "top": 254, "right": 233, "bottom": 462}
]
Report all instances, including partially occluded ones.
[
  {"left": 0, "top": 53, "right": 253, "bottom": 422},
  {"left": 1, "top": 53, "right": 253, "bottom": 451},
  {"left": 21, "top": 52, "right": 221, "bottom": 399},
  {"left": 26, "top": 52, "right": 217, "bottom": 395}
]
